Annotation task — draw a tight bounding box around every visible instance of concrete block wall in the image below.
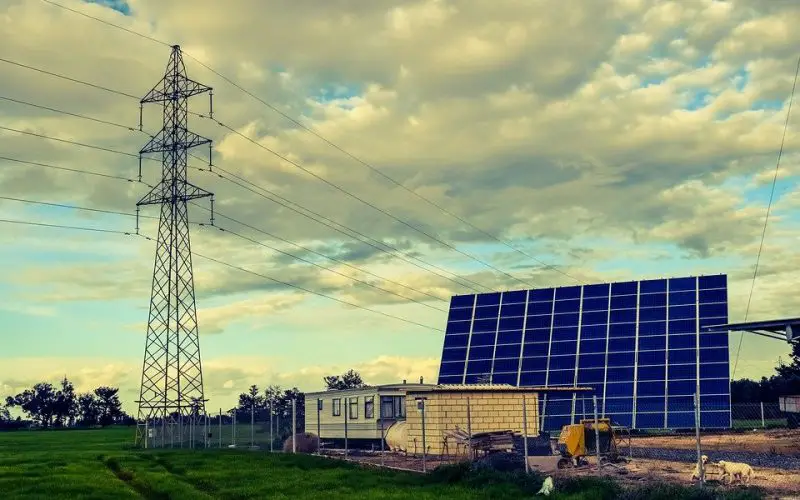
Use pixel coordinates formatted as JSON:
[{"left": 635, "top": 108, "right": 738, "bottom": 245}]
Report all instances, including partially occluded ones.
[{"left": 404, "top": 391, "right": 539, "bottom": 456}]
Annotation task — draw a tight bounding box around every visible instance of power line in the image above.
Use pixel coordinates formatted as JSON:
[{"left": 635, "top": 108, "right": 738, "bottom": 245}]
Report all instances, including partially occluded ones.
[
  {"left": 0, "top": 194, "right": 447, "bottom": 311},
  {"left": 0, "top": 56, "right": 139, "bottom": 99},
  {"left": 209, "top": 118, "right": 537, "bottom": 289},
  {"left": 0, "top": 217, "right": 134, "bottom": 235},
  {"left": 190, "top": 202, "right": 448, "bottom": 303},
  {"left": 200, "top": 223, "right": 448, "bottom": 312},
  {"left": 0, "top": 215, "right": 442, "bottom": 332},
  {"left": 204, "top": 165, "right": 489, "bottom": 292},
  {"left": 0, "top": 60, "right": 512, "bottom": 293},
  {"left": 0, "top": 114, "right": 489, "bottom": 292},
  {"left": 0, "top": 125, "right": 140, "bottom": 159},
  {"left": 0, "top": 57, "right": 204, "bottom": 121},
  {"left": 190, "top": 250, "right": 443, "bottom": 332},
  {"left": 0, "top": 92, "right": 211, "bottom": 171},
  {"left": 0, "top": 95, "right": 137, "bottom": 131},
  {"left": 0, "top": 195, "right": 157, "bottom": 220},
  {"left": 0, "top": 146, "right": 449, "bottom": 302},
  {"left": 2, "top": 73, "right": 523, "bottom": 292},
  {"left": 732, "top": 53, "right": 800, "bottom": 378},
  {"left": 40, "top": 0, "right": 171, "bottom": 48},
  {"left": 0, "top": 156, "right": 146, "bottom": 185},
  {"left": 37, "top": 0, "right": 560, "bottom": 288}
]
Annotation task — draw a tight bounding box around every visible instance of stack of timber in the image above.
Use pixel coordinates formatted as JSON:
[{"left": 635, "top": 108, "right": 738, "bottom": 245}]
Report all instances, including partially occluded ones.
[{"left": 443, "top": 427, "right": 516, "bottom": 456}]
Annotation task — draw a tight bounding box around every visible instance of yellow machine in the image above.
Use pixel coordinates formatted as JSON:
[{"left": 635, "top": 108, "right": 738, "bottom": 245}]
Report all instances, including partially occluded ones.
[{"left": 556, "top": 418, "right": 628, "bottom": 469}]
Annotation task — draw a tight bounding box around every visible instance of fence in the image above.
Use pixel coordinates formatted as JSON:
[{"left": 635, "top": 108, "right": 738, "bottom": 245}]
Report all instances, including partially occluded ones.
[
  {"left": 140, "top": 402, "right": 303, "bottom": 451},
  {"left": 139, "top": 395, "right": 800, "bottom": 478}
]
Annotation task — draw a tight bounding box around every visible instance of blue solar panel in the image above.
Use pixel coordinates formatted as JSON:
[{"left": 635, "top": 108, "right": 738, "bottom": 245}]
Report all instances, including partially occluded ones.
[{"left": 436, "top": 275, "right": 731, "bottom": 430}]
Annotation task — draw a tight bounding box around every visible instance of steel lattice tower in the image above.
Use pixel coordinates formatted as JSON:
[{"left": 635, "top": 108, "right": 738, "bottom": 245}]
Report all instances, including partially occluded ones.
[{"left": 134, "top": 45, "right": 214, "bottom": 448}]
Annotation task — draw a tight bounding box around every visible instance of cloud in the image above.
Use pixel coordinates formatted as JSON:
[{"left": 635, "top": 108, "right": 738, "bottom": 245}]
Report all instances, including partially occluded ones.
[{"left": 1, "top": 0, "right": 800, "bottom": 387}]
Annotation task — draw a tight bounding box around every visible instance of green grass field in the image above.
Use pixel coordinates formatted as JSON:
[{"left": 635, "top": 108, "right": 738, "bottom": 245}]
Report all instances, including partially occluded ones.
[{"left": 0, "top": 427, "right": 765, "bottom": 499}]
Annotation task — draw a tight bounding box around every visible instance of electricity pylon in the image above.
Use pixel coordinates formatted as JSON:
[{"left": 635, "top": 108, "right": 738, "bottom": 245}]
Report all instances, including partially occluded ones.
[{"left": 134, "top": 45, "right": 214, "bottom": 448}]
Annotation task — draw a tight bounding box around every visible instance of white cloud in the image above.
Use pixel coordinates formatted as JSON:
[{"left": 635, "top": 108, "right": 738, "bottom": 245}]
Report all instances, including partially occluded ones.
[{"left": 1, "top": 0, "right": 800, "bottom": 388}]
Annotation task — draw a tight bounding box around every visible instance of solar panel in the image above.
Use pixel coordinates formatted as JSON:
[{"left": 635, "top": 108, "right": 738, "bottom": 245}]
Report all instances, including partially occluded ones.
[{"left": 437, "top": 275, "right": 730, "bottom": 431}]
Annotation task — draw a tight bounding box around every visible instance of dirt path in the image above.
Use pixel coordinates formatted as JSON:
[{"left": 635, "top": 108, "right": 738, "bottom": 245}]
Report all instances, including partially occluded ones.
[
  {"left": 561, "top": 458, "right": 800, "bottom": 499},
  {"left": 631, "top": 429, "right": 800, "bottom": 455}
]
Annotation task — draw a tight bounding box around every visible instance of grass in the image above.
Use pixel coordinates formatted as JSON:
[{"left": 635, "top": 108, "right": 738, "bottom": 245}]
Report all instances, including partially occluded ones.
[
  {"left": 730, "top": 419, "right": 788, "bottom": 429},
  {"left": 0, "top": 427, "right": 766, "bottom": 499}
]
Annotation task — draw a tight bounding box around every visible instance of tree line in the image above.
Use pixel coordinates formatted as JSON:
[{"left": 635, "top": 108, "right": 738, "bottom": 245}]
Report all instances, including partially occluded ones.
[
  {"left": 730, "top": 346, "right": 800, "bottom": 404},
  {"left": 1, "top": 376, "right": 128, "bottom": 429},
  {"left": 0, "top": 369, "right": 368, "bottom": 432}
]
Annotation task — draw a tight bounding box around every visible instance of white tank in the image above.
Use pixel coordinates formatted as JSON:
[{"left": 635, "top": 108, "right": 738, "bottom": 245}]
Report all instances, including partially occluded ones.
[{"left": 384, "top": 421, "right": 408, "bottom": 452}]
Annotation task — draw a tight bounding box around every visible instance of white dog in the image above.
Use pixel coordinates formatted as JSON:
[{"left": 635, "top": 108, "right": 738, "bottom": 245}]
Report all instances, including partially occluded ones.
[
  {"left": 690, "top": 455, "right": 709, "bottom": 481},
  {"left": 717, "top": 460, "right": 754, "bottom": 485}
]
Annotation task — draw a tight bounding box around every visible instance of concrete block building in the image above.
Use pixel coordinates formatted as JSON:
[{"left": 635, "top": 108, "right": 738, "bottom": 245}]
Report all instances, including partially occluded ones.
[{"left": 403, "top": 385, "right": 542, "bottom": 455}]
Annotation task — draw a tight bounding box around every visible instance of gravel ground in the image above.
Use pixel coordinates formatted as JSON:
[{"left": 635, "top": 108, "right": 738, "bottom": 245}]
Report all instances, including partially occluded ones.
[
  {"left": 631, "top": 446, "right": 800, "bottom": 470},
  {"left": 616, "top": 458, "right": 800, "bottom": 499},
  {"left": 632, "top": 430, "right": 800, "bottom": 455}
]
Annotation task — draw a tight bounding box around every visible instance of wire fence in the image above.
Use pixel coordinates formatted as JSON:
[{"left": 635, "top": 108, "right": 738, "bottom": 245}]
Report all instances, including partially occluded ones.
[{"left": 137, "top": 394, "right": 800, "bottom": 480}]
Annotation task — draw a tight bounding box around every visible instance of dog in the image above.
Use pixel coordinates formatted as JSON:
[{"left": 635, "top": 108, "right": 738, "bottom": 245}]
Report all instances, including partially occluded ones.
[
  {"left": 717, "top": 460, "right": 754, "bottom": 485},
  {"left": 690, "top": 455, "right": 709, "bottom": 481}
]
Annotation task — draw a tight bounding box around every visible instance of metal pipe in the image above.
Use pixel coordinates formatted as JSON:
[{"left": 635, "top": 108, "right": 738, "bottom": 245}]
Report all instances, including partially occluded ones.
[{"left": 522, "top": 395, "right": 530, "bottom": 474}]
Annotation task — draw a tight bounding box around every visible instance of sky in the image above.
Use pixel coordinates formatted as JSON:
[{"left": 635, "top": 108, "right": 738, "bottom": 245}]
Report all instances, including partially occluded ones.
[{"left": 1, "top": 0, "right": 800, "bottom": 414}]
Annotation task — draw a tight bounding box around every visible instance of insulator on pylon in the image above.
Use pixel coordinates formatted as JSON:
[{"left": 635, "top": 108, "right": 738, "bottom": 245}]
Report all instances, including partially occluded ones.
[
  {"left": 210, "top": 197, "right": 215, "bottom": 227},
  {"left": 208, "top": 142, "right": 212, "bottom": 168},
  {"left": 135, "top": 207, "right": 140, "bottom": 235},
  {"left": 139, "top": 103, "right": 144, "bottom": 131},
  {"left": 209, "top": 91, "right": 214, "bottom": 120},
  {"left": 138, "top": 155, "right": 143, "bottom": 182}
]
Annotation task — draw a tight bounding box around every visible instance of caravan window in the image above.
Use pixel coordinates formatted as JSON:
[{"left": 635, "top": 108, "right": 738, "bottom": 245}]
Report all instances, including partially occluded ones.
[
  {"left": 332, "top": 398, "right": 341, "bottom": 417},
  {"left": 349, "top": 397, "right": 359, "bottom": 419},
  {"left": 380, "top": 396, "right": 406, "bottom": 419},
  {"left": 365, "top": 396, "right": 374, "bottom": 419}
]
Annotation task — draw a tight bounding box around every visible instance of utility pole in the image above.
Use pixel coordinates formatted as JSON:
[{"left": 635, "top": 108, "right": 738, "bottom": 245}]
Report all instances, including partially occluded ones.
[{"left": 134, "top": 45, "right": 215, "bottom": 448}]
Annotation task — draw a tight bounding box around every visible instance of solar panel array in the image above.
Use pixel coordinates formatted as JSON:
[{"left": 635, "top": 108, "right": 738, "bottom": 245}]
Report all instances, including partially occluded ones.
[{"left": 437, "top": 275, "right": 731, "bottom": 430}]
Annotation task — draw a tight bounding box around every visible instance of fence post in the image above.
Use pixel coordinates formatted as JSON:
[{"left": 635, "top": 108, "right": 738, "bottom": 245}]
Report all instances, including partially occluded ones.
[
  {"left": 317, "top": 398, "right": 322, "bottom": 455},
  {"left": 292, "top": 398, "right": 297, "bottom": 454},
  {"left": 466, "top": 397, "right": 472, "bottom": 461},
  {"left": 379, "top": 407, "right": 385, "bottom": 467},
  {"left": 593, "top": 395, "right": 601, "bottom": 469},
  {"left": 269, "top": 404, "right": 274, "bottom": 452},
  {"left": 218, "top": 408, "right": 222, "bottom": 449},
  {"left": 539, "top": 395, "right": 546, "bottom": 433},
  {"left": 344, "top": 398, "right": 349, "bottom": 459},
  {"left": 232, "top": 410, "right": 237, "bottom": 447},
  {"left": 522, "top": 395, "right": 530, "bottom": 474},
  {"left": 761, "top": 402, "right": 765, "bottom": 428},
  {"left": 251, "top": 403, "right": 255, "bottom": 449},
  {"left": 419, "top": 397, "right": 427, "bottom": 473},
  {"left": 694, "top": 392, "right": 704, "bottom": 485}
]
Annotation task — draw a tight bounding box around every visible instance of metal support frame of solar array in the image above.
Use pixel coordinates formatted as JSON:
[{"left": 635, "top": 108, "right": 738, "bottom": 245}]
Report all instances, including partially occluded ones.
[{"left": 437, "top": 275, "right": 731, "bottom": 432}]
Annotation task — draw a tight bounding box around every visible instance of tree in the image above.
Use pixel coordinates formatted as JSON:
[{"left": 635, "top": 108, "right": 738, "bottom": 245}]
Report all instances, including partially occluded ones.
[
  {"left": 0, "top": 405, "right": 10, "bottom": 422},
  {"left": 776, "top": 344, "right": 800, "bottom": 379},
  {"left": 53, "top": 376, "right": 78, "bottom": 428},
  {"left": 5, "top": 382, "right": 58, "bottom": 428},
  {"left": 282, "top": 387, "right": 305, "bottom": 433},
  {"left": 323, "top": 369, "right": 367, "bottom": 391},
  {"left": 77, "top": 393, "right": 100, "bottom": 426},
  {"left": 94, "top": 386, "right": 122, "bottom": 427},
  {"left": 237, "top": 385, "right": 264, "bottom": 413}
]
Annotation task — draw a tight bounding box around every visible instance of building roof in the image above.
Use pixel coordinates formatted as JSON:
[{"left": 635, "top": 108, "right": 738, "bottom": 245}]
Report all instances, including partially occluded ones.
[
  {"left": 305, "top": 383, "right": 595, "bottom": 397},
  {"left": 304, "top": 383, "right": 436, "bottom": 397},
  {"left": 704, "top": 317, "right": 800, "bottom": 343},
  {"left": 406, "top": 384, "right": 594, "bottom": 394}
]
